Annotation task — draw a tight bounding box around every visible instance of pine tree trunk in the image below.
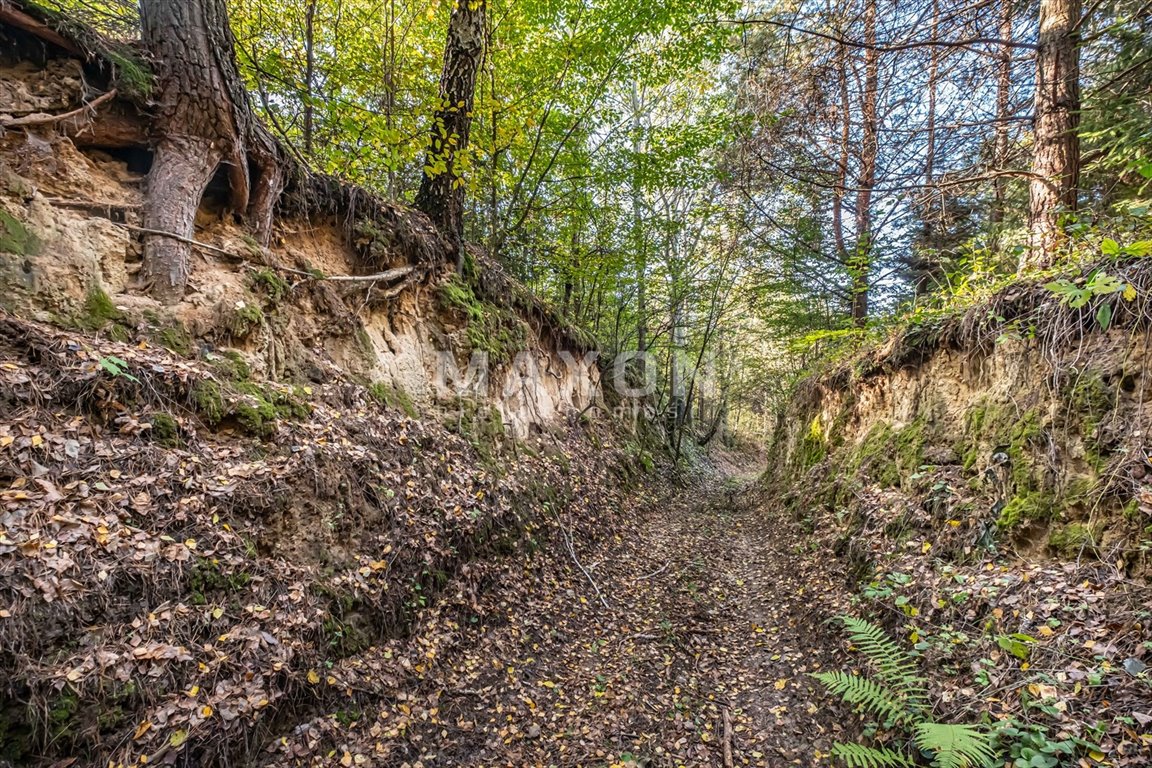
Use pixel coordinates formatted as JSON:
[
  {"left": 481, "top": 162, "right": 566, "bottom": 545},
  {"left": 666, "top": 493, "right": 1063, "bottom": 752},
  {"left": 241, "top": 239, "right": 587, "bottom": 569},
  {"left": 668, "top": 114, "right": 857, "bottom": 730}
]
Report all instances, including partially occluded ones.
[
  {"left": 1024, "top": 0, "right": 1080, "bottom": 270},
  {"left": 991, "top": 0, "right": 1014, "bottom": 227},
  {"left": 415, "top": 0, "right": 486, "bottom": 256},
  {"left": 851, "top": 0, "right": 879, "bottom": 326},
  {"left": 139, "top": 0, "right": 284, "bottom": 304}
]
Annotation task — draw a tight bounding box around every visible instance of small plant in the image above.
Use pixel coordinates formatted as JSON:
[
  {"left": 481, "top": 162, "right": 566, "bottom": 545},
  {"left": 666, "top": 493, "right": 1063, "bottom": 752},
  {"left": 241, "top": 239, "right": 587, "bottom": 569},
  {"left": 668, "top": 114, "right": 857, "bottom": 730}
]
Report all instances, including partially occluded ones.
[
  {"left": 1043, "top": 270, "right": 1136, "bottom": 330},
  {"left": 97, "top": 355, "right": 138, "bottom": 383},
  {"left": 813, "top": 616, "right": 997, "bottom": 768}
]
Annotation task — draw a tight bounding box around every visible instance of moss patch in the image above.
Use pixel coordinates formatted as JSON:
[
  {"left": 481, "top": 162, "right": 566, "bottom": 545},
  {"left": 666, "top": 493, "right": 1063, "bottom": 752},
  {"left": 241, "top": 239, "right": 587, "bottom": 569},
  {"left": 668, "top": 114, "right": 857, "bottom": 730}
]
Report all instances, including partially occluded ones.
[
  {"left": 1048, "top": 522, "right": 1102, "bottom": 557},
  {"left": 0, "top": 209, "right": 40, "bottom": 255},
  {"left": 227, "top": 302, "right": 265, "bottom": 339},
  {"left": 368, "top": 381, "right": 418, "bottom": 419},
  {"left": 149, "top": 412, "right": 180, "bottom": 447},
  {"left": 849, "top": 417, "right": 930, "bottom": 489},
  {"left": 78, "top": 287, "right": 120, "bottom": 330},
  {"left": 438, "top": 276, "right": 527, "bottom": 364},
  {"left": 191, "top": 380, "right": 225, "bottom": 425},
  {"left": 997, "top": 491, "right": 1058, "bottom": 528},
  {"left": 247, "top": 268, "right": 289, "bottom": 302}
]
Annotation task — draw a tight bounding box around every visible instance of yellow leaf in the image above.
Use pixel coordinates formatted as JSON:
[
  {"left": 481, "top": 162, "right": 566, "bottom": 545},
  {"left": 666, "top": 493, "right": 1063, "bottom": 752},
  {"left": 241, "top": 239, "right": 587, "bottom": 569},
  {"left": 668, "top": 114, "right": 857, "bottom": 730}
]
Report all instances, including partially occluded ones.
[
  {"left": 1124, "top": 284, "right": 1137, "bottom": 301},
  {"left": 341, "top": 752, "right": 353, "bottom": 767},
  {"left": 1089, "top": 750, "right": 1106, "bottom": 761},
  {"left": 541, "top": 681, "right": 556, "bottom": 688},
  {"left": 307, "top": 670, "right": 320, "bottom": 684},
  {"left": 133, "top": 721, "right": 152, "bottom": 740},
  {"left": 188, "top": 686, "right": 199, "bottom": 697},
  {"left": 169, "top": 730, "right": 188, "bottom": 748},
  {"left": 921, "top": 541, "right": 932, "bottom": 553},
  {"left": 774, "top": 679, "right": 787, "bottom": 690}
]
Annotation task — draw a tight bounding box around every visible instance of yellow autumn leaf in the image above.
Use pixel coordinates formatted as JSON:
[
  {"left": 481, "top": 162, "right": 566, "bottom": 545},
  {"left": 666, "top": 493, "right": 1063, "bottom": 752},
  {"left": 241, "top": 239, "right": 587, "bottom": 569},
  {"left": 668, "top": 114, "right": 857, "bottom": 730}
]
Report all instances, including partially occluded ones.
[
  {"left": 774, "top": 678, "right": 787, "bottom": 690},
  {"left": 307, "top": 670, "right": 320, "bottom": 684},
  {"left": 133, "top": 721, "right": 152, "bottom": 740}
]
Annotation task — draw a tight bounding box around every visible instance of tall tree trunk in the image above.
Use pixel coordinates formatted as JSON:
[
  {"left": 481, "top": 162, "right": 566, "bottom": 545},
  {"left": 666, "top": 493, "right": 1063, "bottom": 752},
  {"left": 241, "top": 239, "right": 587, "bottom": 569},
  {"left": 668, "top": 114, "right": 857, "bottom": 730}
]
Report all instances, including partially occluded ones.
[
  {"left": 415, "top": 0, "right": 486, "bottom": 261},
  {"left": 851, "top": 0, "right": 879, "bottom": 326},
  {"left": 139, "top": 0, "right": 284, "bottom": 304},
  {"left": 832, "top": 40, "right": 850, "bottom": 270},
  {"left": 303, "top": 0, "right": 316, "bottom": 155},
  {"left": 991, "top": 0, "right": 1014, "bottom": 227},
  {"left": 1025, "top": 0, "right": 1081, "bottom": 270}
]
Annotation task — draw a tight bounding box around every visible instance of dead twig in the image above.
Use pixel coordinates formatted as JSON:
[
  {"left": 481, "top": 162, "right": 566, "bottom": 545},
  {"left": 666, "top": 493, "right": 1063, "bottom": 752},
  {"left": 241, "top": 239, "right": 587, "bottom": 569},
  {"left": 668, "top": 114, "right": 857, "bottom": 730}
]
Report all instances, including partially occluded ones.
[
  {"left": 550, "top": 506, "right": 611, "bottom": 610},
  {"left": 722, "top": 706, "right": 734, "bottom": 768}
]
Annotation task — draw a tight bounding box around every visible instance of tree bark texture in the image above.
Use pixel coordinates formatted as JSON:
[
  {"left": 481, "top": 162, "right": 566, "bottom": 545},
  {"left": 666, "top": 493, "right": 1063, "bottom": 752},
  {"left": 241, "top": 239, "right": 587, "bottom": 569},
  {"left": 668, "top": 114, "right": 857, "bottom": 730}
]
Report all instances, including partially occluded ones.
[
  {"left": 1025, "top": 0, "right": 1080, "bottom": 269},
  {"left": 139, "top": 0, "right": 284, "bottom": 304},
  {"left": 851, "top": 0, "right": 879, "bottom": 326},
  {"left": 991, "top": 0, "right": 1014, "bottom": 226},
  {"left": 415, "top": 0, "right": 486, "bottom": 254}
]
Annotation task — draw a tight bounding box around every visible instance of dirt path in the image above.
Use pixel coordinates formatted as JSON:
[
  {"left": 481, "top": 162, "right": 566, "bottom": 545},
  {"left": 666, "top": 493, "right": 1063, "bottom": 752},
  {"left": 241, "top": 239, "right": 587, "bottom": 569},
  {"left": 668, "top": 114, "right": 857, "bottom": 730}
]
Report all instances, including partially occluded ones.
[{"left": 263, "top": 474, "right": 853, "bottom": 767}]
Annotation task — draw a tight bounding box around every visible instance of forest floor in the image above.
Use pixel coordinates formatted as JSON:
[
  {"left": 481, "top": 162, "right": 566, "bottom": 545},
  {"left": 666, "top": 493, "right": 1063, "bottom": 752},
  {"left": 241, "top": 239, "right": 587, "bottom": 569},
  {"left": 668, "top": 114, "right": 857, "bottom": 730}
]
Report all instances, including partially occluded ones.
[{"left": 266, "top": 466, "right": 857, "bottom": 768}]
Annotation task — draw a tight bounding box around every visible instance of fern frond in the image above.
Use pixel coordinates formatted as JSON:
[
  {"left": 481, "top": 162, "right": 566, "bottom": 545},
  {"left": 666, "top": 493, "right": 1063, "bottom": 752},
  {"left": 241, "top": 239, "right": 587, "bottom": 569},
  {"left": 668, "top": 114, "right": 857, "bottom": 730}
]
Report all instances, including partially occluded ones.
[
  {"left": 811, "top": 671, "right": 910, "bottom": 725},
  {"left": 840, "top": 617, "right": 929, "bottom": 711},
  {"left": 830, "top": 742, "right": 917, "bottom": 768},
  {"left": 913, "top": 722, "right": 997, "bottom": 768}
]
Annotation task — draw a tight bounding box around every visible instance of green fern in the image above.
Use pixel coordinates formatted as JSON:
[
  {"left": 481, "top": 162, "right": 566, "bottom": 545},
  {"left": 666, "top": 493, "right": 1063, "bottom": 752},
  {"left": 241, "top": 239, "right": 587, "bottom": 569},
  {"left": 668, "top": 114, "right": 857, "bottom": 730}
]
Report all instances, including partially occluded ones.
[
  {"left": 830, "top": 743, "right": 917, "bottom": 768},
  {"left": 813, "top": 616, "right": 997, "bottom": 768},
  {"left": 913, "top": 723, "right": 998, "bottom": 768},
  {"left": 840, "top": 616, "right": 929, "bottom": 713},
  {"left": 811, "top": 671, "right": 911, "bottom": 725}
]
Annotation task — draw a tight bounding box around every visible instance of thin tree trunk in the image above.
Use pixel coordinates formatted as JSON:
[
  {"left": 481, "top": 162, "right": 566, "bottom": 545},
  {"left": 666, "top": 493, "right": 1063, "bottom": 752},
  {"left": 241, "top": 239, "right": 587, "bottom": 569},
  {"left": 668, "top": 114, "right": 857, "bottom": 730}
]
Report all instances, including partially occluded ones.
[
  {"left": 303, "top": 0, "right": 316, "bottom": 155},
  {"left": 832, "top": 40, "right": 850, "bottom": 268},
  {"left": 1025, "top": 0, "right": 1081, "bottom": 269},
  {"left": 851, "top": 0, "right": 879, "bottom": 326},
  {"left": 415, "top": 0, "right": 486, "bottom": 261},
  {"left": 991, "top": 0, "right": 1014, "bottom": 227},
  {"left": 139, "top": 0, "right": 284, "bottom": 304}
]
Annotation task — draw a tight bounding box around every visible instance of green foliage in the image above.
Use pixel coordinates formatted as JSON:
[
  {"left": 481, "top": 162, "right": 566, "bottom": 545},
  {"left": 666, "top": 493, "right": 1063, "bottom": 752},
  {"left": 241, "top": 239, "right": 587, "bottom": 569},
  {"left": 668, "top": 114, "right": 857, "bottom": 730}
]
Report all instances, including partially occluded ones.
[
  {"left": 97, "top": 355, "right": 138, "bottom": 383},
  {"left": 814, "top": 617, "right": 995, "bottom": 768}
]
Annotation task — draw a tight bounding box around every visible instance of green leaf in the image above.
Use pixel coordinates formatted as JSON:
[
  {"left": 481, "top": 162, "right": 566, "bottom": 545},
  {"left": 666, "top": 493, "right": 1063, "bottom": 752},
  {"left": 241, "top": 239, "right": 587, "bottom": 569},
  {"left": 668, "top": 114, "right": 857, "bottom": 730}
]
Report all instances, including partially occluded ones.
[
  {"left": 1101, "top": 238, "right": 1120, "bottom": 256},
  {"left": 1096, "top": 302, "right": 1113, "bottom": 331}
]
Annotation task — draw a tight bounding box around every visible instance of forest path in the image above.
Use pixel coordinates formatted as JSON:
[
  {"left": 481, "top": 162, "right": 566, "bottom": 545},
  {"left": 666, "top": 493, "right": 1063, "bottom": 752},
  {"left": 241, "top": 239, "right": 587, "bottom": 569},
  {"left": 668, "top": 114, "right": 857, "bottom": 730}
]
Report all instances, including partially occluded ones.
[{"left": 286, "top": 471, "right": 856, "bottom": 768}]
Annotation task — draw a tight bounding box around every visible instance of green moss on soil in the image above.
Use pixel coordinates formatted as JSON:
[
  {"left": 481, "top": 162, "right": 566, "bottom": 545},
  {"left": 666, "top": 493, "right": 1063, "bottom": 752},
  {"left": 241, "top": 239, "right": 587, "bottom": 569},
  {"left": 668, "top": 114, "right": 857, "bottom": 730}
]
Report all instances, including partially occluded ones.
[
  {"left": 0, "top": 209, "right": 40, "bottom": 255},
  {"left": 192, "top": 380, "right": 225, "bottom": 424},
  {"left": 849, "top": 417, "right": 930, "bottom": 489},
  {"left": 997, "top": 491, "right": 1058, "bottom": 528},
  {"left": 368, "top": 381, "right": 418, "bottom": 419},
  {"left": 248, "top": 268, "right": 289, "bottom": 302},
  {"left": 1048, "top": 522, "right": 1101, "bottom": 556},
  {"left": 78, "top": 287, "right": 120, "bottom": 330},
  {"left": 149, "top": 412, "right": 180, "bottom": 446},
  {"left": 438, "top": 276, "right": 528, "bottom": 364},
  {"left": 228, "top": 302, "right": 265, "bottom": 339}
]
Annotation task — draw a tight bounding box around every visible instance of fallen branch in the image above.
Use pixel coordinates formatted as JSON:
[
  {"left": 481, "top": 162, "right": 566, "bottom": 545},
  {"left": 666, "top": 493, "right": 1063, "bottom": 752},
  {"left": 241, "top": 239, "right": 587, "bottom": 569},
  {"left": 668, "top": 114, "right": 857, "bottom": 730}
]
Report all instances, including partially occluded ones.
[
  {"left": 1, "top": 89, "right": 118, "bottom": 128},
  {"left": 118, "top": 222, "right": 417, "bottom": 287},
  {"left": 550, "top": 506, "right": 611, "bottom": 610},
  {"left": 635, "top": 561, "right": 670, "bottom": 581},
  {"left": 722, "top": 706, "right": 734, "bottom": 768}
]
